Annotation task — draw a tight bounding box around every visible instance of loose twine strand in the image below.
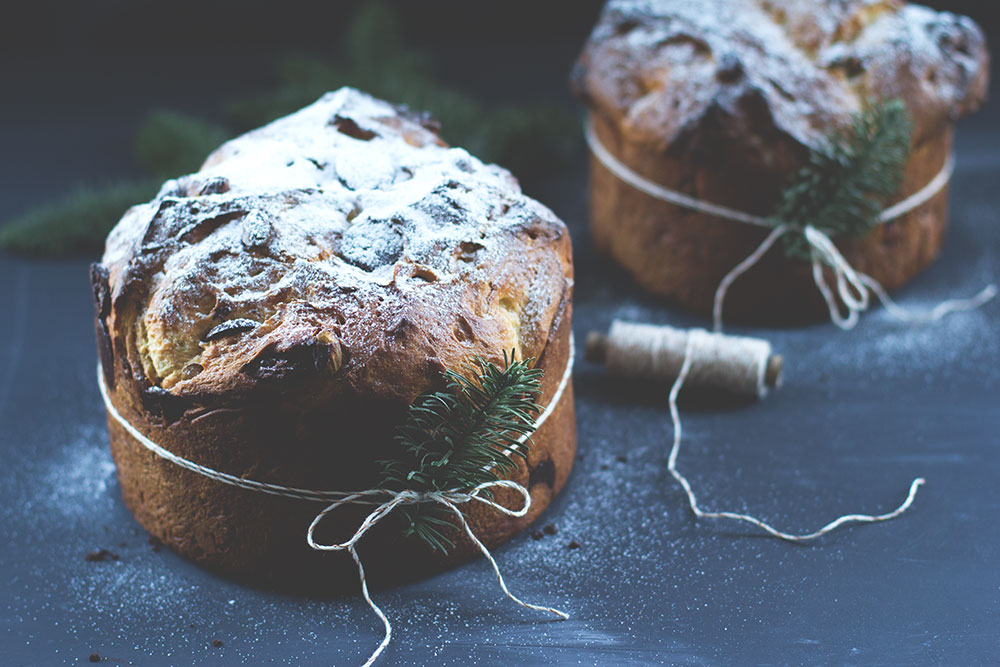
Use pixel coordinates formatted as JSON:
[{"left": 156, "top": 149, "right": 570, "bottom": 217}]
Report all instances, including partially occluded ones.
[
  {"left": 96, "top": 336, "right": 574, "bottom": 667},
  {"left": 584, "top": 119, "right": 990, "bottom": 540},
  {"left": 667, "top": 330, "right": 926, "bottom": 541},
  {"left": 306, "top": 481, "right": 569, "bottom": 667},
  {"left": 583, "top": 119, "right": 997, "bottom": 333}
]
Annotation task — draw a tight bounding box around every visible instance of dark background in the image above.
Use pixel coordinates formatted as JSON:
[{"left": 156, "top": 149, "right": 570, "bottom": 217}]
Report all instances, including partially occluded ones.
[
  {"left": 1, "top": 0, "right": 996, "bottom": 226},
  {"left": 2, "top": 2, "right": 999, "bottom": 666}
]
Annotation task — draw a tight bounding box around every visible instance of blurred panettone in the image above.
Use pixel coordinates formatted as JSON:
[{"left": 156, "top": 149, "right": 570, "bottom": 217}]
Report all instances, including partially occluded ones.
[{"left": 572, "top": 0, "right": 989, "bottom": 322}]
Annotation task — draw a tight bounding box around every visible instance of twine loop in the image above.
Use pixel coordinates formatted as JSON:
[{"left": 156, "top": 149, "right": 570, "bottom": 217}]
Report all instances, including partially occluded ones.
[
  {"left": 306, "top": 479, "right": 564, "bottom": 667},
  {"left": 307, "top": 480, "right": 532, "bottom": 554},
  {"left": 584, "top": 118, "right": 996, "bottom": 331},
  {"left": 710, "top": 222, "right": 997, "bottom": 332},
  {"left": 97, "top": 336, "right": 575, "bottom": 667}
]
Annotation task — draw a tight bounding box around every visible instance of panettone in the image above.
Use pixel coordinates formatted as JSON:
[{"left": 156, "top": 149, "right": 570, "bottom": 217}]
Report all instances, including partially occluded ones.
[
  {"left": 91, "top": 87, "right": 576, "bottom": 588},
  {"left": 572, "top": 0, "right": 989, "bottom": 322}
]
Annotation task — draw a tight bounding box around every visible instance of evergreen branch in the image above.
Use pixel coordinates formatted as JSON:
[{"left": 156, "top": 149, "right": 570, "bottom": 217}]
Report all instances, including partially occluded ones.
[
  {"left": 776, "top": 98, "right": 912, "bottom": 257},
  {"left": 378, "top": 351, "right": 544, "bottom": 553},
  {"left": 0, "top": 180, "right": 160, "bottom": 257},
  {"left": 3, "top": 0, "right": 578, "bottom": 258},
  {"left": 134, "top": 110, "right": 231, "bottom": 178}
]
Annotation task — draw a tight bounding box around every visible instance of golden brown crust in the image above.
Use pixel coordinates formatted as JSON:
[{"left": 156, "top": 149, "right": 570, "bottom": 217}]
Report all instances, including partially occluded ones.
[
  {"left": 573, "top": 0, "right": 989, "bottom": 320},
  {"left": 587, "top": 114, "right": 952, "bottom": 322},
  {"left": 103, "top": 298, "right": 575, "bottom": 589},
  {"left": 93, "top": 88, "right": 577, "bottom": 586},
  {"left": 573, "top": 0, "right": 988, "bottom": 155}
]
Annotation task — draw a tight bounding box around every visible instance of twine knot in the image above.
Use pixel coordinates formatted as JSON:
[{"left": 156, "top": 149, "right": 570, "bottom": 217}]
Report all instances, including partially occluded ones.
[
  {"left": 96, "top": 334, "right": 576, "bottom": 667},
  {"left": 584, "top": 117, "right": 995, "bottom": 331},
  {"left": 307, "top": 479, "right": 567, "bottom": 666},
  {"left": 712, "top": 223, "right": 997, "bottom": 331}
]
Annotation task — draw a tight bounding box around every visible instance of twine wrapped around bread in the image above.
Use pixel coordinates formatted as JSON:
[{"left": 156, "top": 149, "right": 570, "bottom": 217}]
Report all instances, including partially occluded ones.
[
  {"left": 584, "top": 119, "right": 996, "bottom": 331},
  {"left": 97, "top": 337, "right": 574, "bottom": 667}
]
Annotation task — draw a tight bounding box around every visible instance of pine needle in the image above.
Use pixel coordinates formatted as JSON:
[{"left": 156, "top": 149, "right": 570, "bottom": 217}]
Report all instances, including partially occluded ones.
[
  {"left": 379, "top": 352, "right": 544, "bottom": 553},
  {"left": 776, "top": 98, "right": 912, "bottom": 256}
]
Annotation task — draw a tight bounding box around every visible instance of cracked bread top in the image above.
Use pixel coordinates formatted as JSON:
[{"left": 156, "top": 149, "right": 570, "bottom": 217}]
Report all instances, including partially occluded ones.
[
  {"left": 572, "top": 0, "right": 989, "bottom": 161},
  {"left": 97, "top": 88, "right": 573, "bottom": 405}
]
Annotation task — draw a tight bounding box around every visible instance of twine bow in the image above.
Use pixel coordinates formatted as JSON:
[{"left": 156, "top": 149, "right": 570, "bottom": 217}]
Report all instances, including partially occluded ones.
[
  {"left": 584, "top": 118, "right": 996, "bottom": 332},
  {"left": 712, "top": 223, "right": 997, "bottom": 332},
  {"left": 307, "top": 480, "right": 568, "bottom": 667},
  {"left": 97, "top": 334, "right": 576, "bottom": 667}
]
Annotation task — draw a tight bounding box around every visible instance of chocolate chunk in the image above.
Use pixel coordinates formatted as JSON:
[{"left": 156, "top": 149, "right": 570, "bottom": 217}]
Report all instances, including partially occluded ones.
[
  {"left": 89, "top": 653, "right": 100, "bottom": 663},
  {"left": 566, "top": 540, "right": 581, "bottom": 550},
  {"left": 531, "top": 530, "right": 544, "bottom": 540},
  {"left": 203, "top": 319, "right": 259, "bottom": 342},
  {"left": 716, "top": 53, "right": 744, "bottom": 83},
  {"left": 331, "top": 115, "right": 377, "bottom": 141},
  {"left": 211, "top": 639, "right": 224, "bottom": 648},
  {"left": 336, "top": 219, "right": 403, "bottom": 271},
  {"left": 141, "top": 386, "right": 192, "bottom": 425},
  {"left": 241, "top": 340, "right": 333, "bottom": 382},
  {"left": 85, "top": 548, "right": 119, "bottom": 562},
  {"left": 181, "top": 363, "right": 204, "bottom": 380},
  {"left": 543, "top": 523, "right": 558, "bottom": 536}
]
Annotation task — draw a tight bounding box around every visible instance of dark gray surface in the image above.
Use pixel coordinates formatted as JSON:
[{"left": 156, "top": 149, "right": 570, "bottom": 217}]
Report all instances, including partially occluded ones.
[{"left": 2, "top": 55, "right": 999, "bottom": 667}]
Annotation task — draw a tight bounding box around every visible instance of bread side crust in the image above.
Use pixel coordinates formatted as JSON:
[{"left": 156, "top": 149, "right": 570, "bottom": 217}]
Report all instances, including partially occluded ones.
[
  {"left": 588, "top": 113, "right": 953, "bottom": 322},
  {"left": 104, "top": 292, "right": 575, "bottom": 590}
]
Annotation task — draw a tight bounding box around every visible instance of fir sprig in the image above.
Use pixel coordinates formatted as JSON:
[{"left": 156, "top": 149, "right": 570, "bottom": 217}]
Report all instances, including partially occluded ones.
[
  {"left": 775, "top": 98, "right": 912, "bottom": 257},
  {"left": 379, "top": 352, "right": 544, "bottom": 554},
  {"left": 0, "top": 180, "right": 161, "bottom": 256},
  {"left": 1, "top": 1, "right": 577, "bottom": 258}
]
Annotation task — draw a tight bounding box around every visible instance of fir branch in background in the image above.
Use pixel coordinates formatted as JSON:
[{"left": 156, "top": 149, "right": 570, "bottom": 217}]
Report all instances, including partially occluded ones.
[
  {"left": 776, "top": 98, "right": 912, "bottom": 257},
  {"left": 379, "top": 352, "right": 543, "bottom": 554},
  {"left": 0, "top": 180, "right": 160, "bottom": 257},
  {"left": 0, "top": 1, "right": 578, "bottom": 258},
  {"left": 134, "top": 110, "right": 231, "bottom": 178},
  {"left": 226, "top": 0, "right": 578, "bottom": 185}
]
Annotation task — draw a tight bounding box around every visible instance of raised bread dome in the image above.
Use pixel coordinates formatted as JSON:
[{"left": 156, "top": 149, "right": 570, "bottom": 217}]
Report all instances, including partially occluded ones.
[
  {"left": 103, "top": 87, "right": 572, "bottom": 400},
  {"left": 93, "top": 88, "right": 576, "bottom": 584},
  {"left": 573, "top": 0, "right": 988, "bottom": 169},
  {"left": 572, "top": 0, "right": 989, "bottom": 321}
]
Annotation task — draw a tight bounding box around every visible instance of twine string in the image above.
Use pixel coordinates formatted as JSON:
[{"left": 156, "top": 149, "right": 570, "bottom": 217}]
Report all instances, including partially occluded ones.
[
  {"left": 585, "top": 118, "right": 996, "bottom": 331},
  {"left": 711, "top": 223, "right": 997, "bottom": 332},
  {"left": 667, "top": 329, "right": 926, "bottom": 542},
  {"left": 96, "top": 336, "right": 575, "bottom": 667},
  {"left": 307, "top": 480, "right": 567, "bottom": 666}
]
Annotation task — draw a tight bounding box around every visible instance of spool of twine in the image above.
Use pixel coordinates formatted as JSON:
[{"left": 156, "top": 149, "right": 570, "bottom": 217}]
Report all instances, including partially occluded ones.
[{"left": 586, "top": 320, "right": 783, "bottom": 398}]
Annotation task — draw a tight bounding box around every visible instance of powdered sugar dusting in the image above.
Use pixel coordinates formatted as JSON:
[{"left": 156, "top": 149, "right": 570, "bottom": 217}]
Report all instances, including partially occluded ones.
[
  {"left": 575, "top": 0, "right": 988, "bottom": 150},
  {"left": 100, "top": 88, "right": 572, "bottom": 394}
]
